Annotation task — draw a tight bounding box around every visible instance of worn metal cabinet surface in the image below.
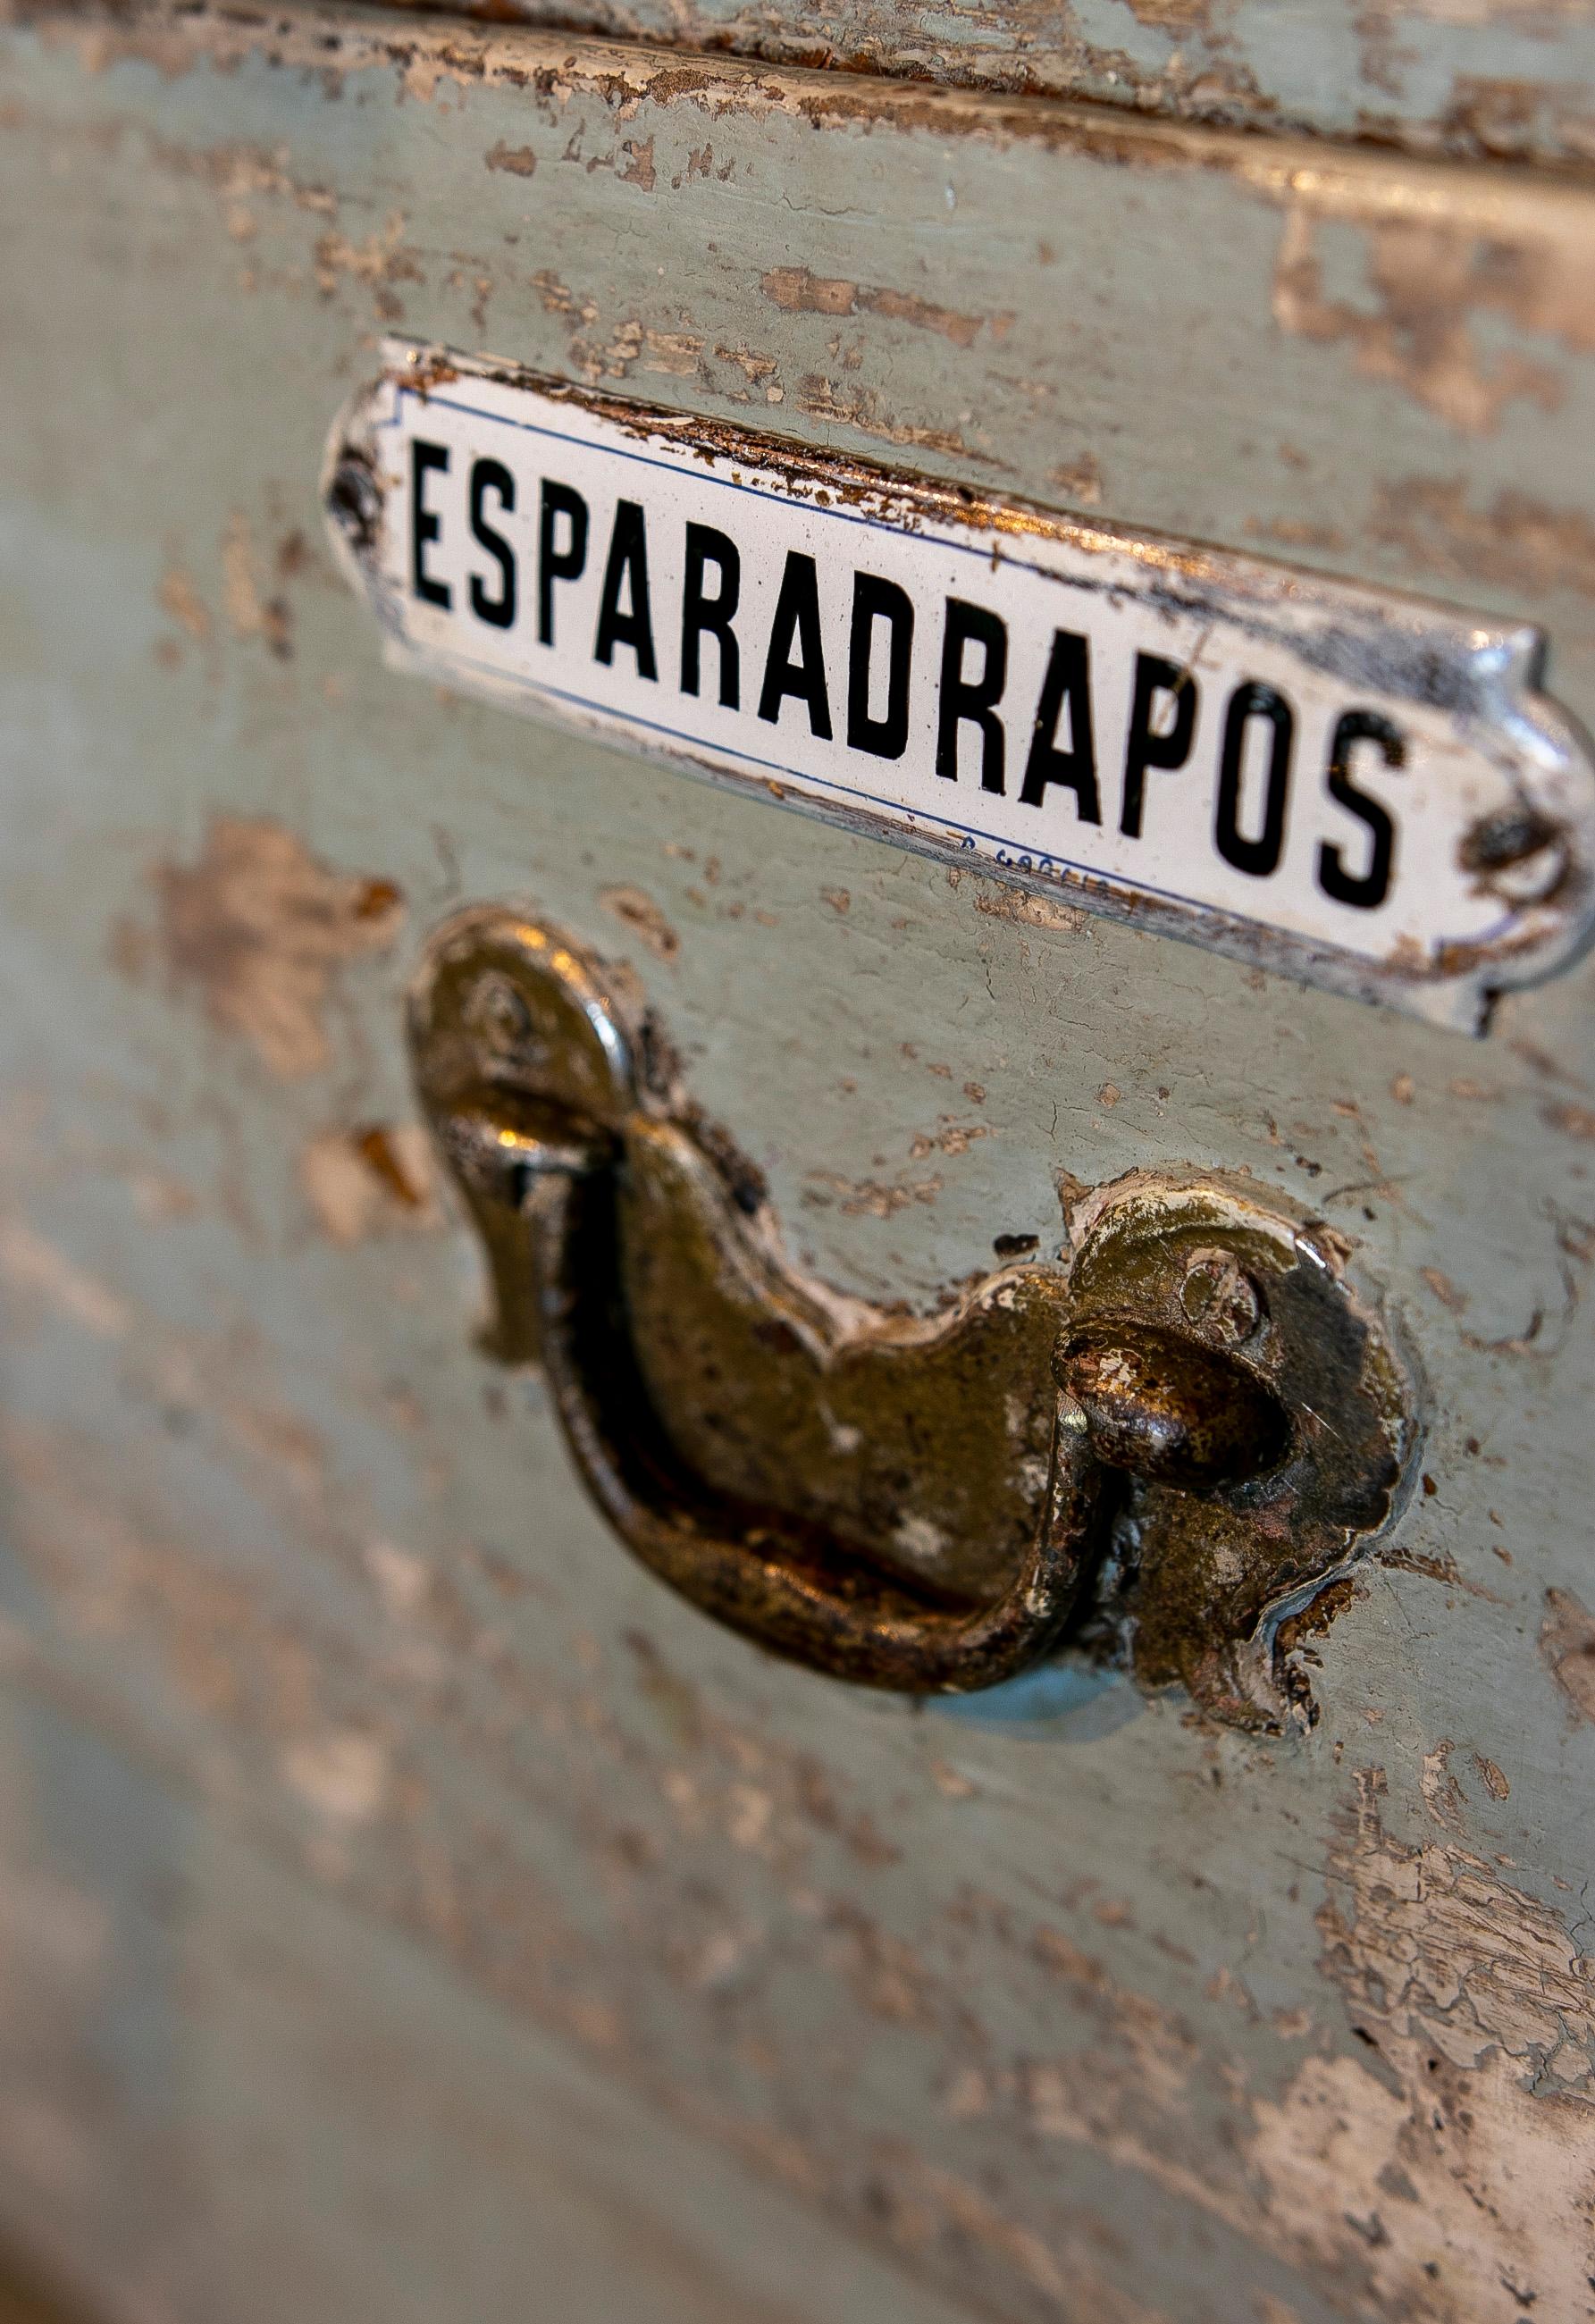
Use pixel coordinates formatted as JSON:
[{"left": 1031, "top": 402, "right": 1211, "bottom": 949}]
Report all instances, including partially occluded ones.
[{"left": 4, "top": 4, "right": 1595, "bottom": 2319}]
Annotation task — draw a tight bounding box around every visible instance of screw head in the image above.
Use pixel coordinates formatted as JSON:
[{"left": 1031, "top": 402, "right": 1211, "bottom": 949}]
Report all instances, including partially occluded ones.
[
  {"left": 1178, "top": 1248, "right": 1263, "bottom": 1348},
  {"left": 1460, "top": 806, "right": 1567, "bottom": 906},
  {"left": 326, "top": 450, "right": 382, "bottom": 556},
  {"left": 1057, "top": 1321, "right": 1289, "bottom": 1489},
  {"left": 466, "top": 972, "right": 535, "bottom": 1056}
]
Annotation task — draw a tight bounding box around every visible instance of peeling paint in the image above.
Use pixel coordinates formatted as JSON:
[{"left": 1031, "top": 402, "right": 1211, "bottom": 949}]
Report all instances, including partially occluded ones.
[
  {"left": 761, "top": 266, "right": 1000, "bottom": 348},
  {"left": 1373, "top": 475, "right": 1595, "bottom": 600},
  {"left": 0, "top": 1221, "right": 131, "bottom": 1340},
  {"left": 1250, "top": 1770, "right": 1595, "bottom": 2321},
  {"left": 138, "top": 818, "right": 403, "bottom": 1078},
  {"left": 157, "top": 560, "right": 210, "bottom": 645},
  {"left": 484, "top": 136, "right": 537, "bottom": 175},
  {"left": 221, "top": 510, "right": 291, "bottom": 655},
  {"left": 600, "top": 883, "right": 681, "bottom": 961},
  {"left": 803, "top": 1170, "right": 944, "bottom": 1215},
  {"left": 282, "top": 1727, "right": 390, "bottom": 1825},
  {"left": 1541, "top": 1587, "right": 1595, "bottom": 1724},
  {"left": 299, "top": 1124, "right": 441, "bottom": 1243},
  {"left": 1272, "top": 208, "right": 1564, "bottom": 435}
]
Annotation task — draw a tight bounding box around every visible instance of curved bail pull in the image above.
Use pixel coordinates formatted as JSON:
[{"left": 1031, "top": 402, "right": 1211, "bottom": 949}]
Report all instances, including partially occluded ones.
[
  {"left": 409, "top": 909, "right": 1392, "bottom": 1708},
  {"left": 432, "top": 1100, "right": 1103, "bottom": 1693}
]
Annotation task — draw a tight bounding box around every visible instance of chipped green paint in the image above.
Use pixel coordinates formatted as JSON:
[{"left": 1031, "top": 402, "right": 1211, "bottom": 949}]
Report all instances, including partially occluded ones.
[{"left": 1, "top": 7, "right": 1594, "bottom": 2320}]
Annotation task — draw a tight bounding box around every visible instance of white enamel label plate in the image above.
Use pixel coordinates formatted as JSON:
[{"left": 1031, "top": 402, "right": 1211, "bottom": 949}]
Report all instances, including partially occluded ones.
[{"left": 326, "top": 340, "right": 1595, "bottom": 1028}]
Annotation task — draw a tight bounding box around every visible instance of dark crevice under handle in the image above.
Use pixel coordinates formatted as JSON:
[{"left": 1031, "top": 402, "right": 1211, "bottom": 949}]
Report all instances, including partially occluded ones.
[
  {"left": 449, "top": 1100, "right": 1101, "bottom": 1693},
  {"left": 526, "top": 1170, "right": 1101, "bottom": 1693}
]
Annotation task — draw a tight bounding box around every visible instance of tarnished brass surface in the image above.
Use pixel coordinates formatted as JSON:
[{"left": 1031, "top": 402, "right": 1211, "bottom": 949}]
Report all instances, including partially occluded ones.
[
  {"left": 411, "top": 907, "right": 1415, "bottom": 1718},
  {"left": 0, "top": 2252, "right": 93, "bottom": 2324}
]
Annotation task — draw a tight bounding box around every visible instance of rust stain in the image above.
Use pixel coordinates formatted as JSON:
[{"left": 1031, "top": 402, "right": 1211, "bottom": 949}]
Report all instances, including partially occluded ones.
[
  {"left": 142, "top": 818, "right": 404, "bottom": 1078},
  {"left": 1541, "top": 1586, "right": 1595, "bottom": 1724},
  {"left": 299, "top": 1123, "right": 441, "bottom": 1243},
  {"left": 600, "top": 884, "right": 680, "bottom": 962},
  {"left": 1272, "top": 209, "right": 1564, "bottom": 435}
]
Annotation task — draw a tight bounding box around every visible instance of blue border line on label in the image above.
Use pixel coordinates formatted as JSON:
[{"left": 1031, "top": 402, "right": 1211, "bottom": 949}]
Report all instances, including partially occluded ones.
[
  {"left": 375, "top": 374, "right": 1510, "bottom": 960},
  {"left": 380, "top": 380, "right": 1112, "bottom": 587}
]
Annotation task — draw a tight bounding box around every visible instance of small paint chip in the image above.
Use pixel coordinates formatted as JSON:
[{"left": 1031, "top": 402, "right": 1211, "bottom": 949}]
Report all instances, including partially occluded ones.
[
  {"left": 600, "top": 885, "right": 680, "bottom": 962},
  {"left": 1474, "top": 1755, "right": 1510, "bottom": 1800},
  {"left": 0, "top": 1221, "right": 131, "bottom": 1339},
  {"left": 144, "top": 818, "right": 403, "bottom": 1078},
  {"left": 1541, "top": 1587, "right": 1595, "bottom": 1724},
  {"left": 282, "top": 1729, "right": 389, "bottom": 1825},
  {"left": 300, "top": 1123, "right": 440, "bottom": 1243},
  {"left": 484, "top": 138, "right": 537, "bottom": 177},
  {"left": 158, "top": 563, "right": 211, "bottom": 644}
]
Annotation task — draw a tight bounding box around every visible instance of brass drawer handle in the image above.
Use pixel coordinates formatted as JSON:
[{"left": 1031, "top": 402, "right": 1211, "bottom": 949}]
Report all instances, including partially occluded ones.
[{"left": 410, "top": 909, "right": 1409, "bottom": 1705}]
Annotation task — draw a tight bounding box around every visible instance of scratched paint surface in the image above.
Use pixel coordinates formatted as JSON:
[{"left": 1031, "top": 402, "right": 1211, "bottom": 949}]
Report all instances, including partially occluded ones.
[
  {"left": 365, "top": 0, "right": 1595, "bottom": 170},
  {"left": 1, "top": 8, "right": 1594, "bottom": 2320}
]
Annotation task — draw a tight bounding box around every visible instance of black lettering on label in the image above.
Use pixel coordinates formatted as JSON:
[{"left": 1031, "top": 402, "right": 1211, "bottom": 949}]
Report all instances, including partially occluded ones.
[
  {"left": 681, "top": 524, "right": 741, "bottom": 709},
  {"left": 936, "top": 600, "right": 1007, "bottom": 793},
  {"left": 411, "top": 440, "right": 451, "bottom": 610},
  {"left": 593, "top": 499, "right": 658, "bottom": 680},
  {"left": 538, "top": 482, "right": 589, "bottom": 648},
  {"left": 847, "top": 574, "right": 914, "bottom": 761},
  {"left": 1020, "top": 630, "right": 1101, "bottom": 822},
  {"left": 1121, "top": 652, "right": 1198, "bottom": 838},
  {"left": 1214, "top": 682, "right": 1293, "bottom": 877},
  {"left": 468, "top": 457, "right": 516, "bottom": 631},
  {"left": 1318, "top": 710, "right": 1403, "bottom": 910},
  {"left": 757, "top": 552, "right": 833, "bottom": 740}
]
